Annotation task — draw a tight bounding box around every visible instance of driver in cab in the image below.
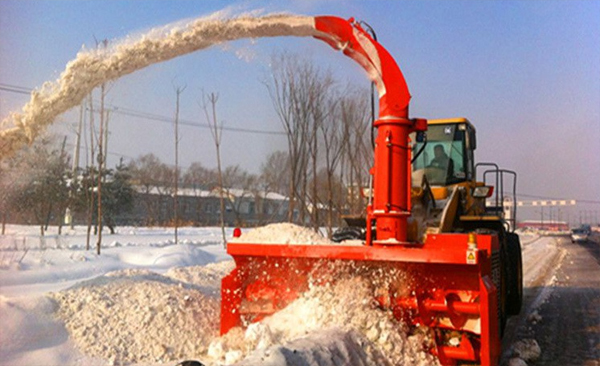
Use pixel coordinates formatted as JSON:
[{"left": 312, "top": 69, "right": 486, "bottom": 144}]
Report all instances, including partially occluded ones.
[{"left": 429, "top": 144, "right": 454, "bottom": 181}]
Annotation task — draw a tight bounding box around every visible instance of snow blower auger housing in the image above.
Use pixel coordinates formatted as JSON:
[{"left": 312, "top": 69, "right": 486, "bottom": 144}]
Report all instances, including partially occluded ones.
[{"left": 220, "top": 16, "right": 520, "bottom": 366}]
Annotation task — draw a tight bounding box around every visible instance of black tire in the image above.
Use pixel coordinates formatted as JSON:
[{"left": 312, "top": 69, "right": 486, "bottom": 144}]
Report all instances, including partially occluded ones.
[
  {"left": 499, "top": 233, "right": 508, "bottom": 337},
  {"left": 332, "top": 226, "right": 366, "bottom": 242},
  {"left": 176, "top": 361, "right": 205, "bottom": 366},
  {"left": 505, "top": 232, "right": 523, "bottom": 316}
]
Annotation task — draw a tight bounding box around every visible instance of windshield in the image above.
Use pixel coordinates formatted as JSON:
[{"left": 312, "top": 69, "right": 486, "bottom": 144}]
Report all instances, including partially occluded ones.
[{"left": 411, "top": 124, "right": 469, "bottom": 186}]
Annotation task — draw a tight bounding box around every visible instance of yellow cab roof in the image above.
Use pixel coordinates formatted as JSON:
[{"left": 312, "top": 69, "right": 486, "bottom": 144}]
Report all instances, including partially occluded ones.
[{"left": 427, "top": 117, "right": 475, "bottom": 131}]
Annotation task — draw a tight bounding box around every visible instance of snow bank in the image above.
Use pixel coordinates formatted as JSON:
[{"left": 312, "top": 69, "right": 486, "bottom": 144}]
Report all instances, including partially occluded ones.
[
  {"left": 0, "top": 226, "right": 230, "bottom": 293},
  {"left": 118, "top": 243, "right": 216, "bottom": 267},
  {"left": 230, "top": 223, "right": 333, "bottom": 245},
  {"left": 52, "top": 268, "right": 221, "bottom": 365}
]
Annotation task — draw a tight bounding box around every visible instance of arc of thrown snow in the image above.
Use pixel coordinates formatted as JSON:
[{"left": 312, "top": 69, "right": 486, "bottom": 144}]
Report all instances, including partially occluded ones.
[
  {"left": 0, "top": 15, "right": 325, "bottom": 158},
  {"left": 0, "top": 14, "right": 411, "bottom": 160}
]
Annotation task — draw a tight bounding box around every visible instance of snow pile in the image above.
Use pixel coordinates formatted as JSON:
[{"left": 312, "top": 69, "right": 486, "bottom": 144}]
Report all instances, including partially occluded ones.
[
  {"left": 233, "top": 328, "right": 390, "bottom": 366},
  {"left": 230, "top": 223, "right": 333, "bottom": 245},
  {"left": 52, "top": 269, "right": 221, "bottom": 365},
  {"left": 0, "top": 13, "right": 329, "bottom": 157},
  {"left": 165, "top": 261, "right": 236, "bottom": 297},
  {"left": 208, "top": 276, "right": 438, "bottom": 366}
]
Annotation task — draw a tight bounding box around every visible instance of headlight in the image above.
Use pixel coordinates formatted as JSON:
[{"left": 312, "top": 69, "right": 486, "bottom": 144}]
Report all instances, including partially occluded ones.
[{"left": 472, "top": 186, "right": 494, "bottom": 198}]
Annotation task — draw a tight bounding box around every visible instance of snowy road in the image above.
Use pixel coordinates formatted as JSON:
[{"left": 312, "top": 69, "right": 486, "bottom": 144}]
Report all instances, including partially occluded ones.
[{"left": 502, "top": 233, "right": 600, "bottom": 366}]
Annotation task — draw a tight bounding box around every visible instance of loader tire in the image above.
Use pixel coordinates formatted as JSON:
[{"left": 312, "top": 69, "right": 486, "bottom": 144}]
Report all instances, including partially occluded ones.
[
  {"left": 496, "top": 227, "right": 509, "bottom": 337},
  {"left": 176, "top": 361, "right": 204, "bottom": 366},
  {"left": 332, "top": 226, "right": 365, "bottom": 242},
  {"left": 505, "top": 232, "right": 523, "bottom": 316}
]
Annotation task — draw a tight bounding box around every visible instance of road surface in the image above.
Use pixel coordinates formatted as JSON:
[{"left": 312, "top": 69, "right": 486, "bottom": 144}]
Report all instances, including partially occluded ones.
[{"left": 502, "top": 232, "right": 600, "bottom": 366}]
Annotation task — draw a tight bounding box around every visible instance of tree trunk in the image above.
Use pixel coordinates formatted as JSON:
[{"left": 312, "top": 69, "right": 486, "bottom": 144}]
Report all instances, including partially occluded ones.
[
  {"left": 203, "top": 92, "right": 227, "bottom": 247},
  {"left": 173, "top": 86, "right": 185, "bottom": 245},
  {"left": 96, "top": 85, "right": 105, "bottom": 256},
  {"left": 86, "top": 96, "right": 95, "bottom": 251}
]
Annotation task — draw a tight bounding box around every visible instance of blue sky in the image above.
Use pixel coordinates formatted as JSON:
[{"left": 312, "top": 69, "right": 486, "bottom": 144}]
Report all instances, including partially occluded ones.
[{"left": 1, "top": 0, "right": 599, "bottom": 223}]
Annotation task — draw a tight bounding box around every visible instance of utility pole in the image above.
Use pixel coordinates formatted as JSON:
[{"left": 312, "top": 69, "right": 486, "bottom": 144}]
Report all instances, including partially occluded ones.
[
  {"left": 96, "top": 38, "right": 110, "bottom": 255},
  {"left": 202, "top": 92, "right": 226, "bottom": 247},
  {"left": 96, "top": 81, "right": 105, "bottom": 255},
  {"left": 173, "top": 85, "right": 186, "bottom": 245},
  {"left": 67, "top": 104, "right": 84, "bottom": 230},
  {"left": 86, "top": 95, "right": 95, "bottom": 251}
]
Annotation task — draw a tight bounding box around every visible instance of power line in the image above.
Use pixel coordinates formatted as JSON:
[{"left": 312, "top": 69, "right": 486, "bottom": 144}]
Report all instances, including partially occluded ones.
[
  {"left": 0, "top": 84, "right": 31, "bottom": 95},
  {"left": 0, "top": 82, "right": 286, "bottom": 136},
  {"left": 106, "top": 107, "right": 286, "bottom": 136}
]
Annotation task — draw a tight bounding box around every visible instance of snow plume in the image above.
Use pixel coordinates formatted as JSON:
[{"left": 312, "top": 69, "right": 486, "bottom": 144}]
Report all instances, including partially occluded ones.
[
  {"left": 0, "top": 13, "right": 327, "bottom": 158},
  {"left": 209, "top": 274, "right": 440, "bottom": 366}
]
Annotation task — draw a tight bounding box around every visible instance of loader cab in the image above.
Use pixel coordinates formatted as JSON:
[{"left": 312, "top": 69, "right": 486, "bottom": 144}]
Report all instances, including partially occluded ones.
[{"left": 411, "top": 118, "right": 476, "bottom": 187}]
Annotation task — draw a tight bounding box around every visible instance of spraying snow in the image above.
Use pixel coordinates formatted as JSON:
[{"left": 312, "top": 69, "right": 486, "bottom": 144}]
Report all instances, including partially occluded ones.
[
  {"left": 208, "top": 276, "right": 439, "bottom": 366},
  {"left": 0, "top": 13, "right": 329, "bottom": 157}
]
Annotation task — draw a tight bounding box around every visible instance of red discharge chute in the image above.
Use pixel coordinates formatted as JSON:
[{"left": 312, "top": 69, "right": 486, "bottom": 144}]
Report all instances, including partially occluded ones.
[
  {"left": 313, "top": 16, "right": 411, "bottom": 120},
  {"left": 314, "top": 16, "right": 424, "bottom": 243}
]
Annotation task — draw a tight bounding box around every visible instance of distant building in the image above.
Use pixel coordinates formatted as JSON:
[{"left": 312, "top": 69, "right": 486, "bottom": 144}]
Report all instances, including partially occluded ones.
[{"left": 123, "top": 186, "right": 291, "bottom": 227}]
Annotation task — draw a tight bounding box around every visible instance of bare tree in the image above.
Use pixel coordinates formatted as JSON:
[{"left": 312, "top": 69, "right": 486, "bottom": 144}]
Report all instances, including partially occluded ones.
[
  {"left": 128, "top": 153, "right": 175, "bottom": 225},
  {"left": 266, "top": 52, "right": 335, "bottom": 226},
  {"left": 182, "top": 162, "right": 216, "bottom": 224},
  {"left": 0, "top": 159, "right": 24, "bottom": 234},
  {"left": 183, "top": 162, "right": 215, "bottom": 192},
  {"left": 319, "top": 96, "right": 351, "bottom": 237},
  {"left": 96, "top": 82, "right": 107, "bottom": 254},
  {"left": 260, "top": 151, "right": 290, "bottom": 195},
  {"left": 201, "top": 92, "right": 226, "bottom": 246},
  {"left": 340, "top": 88, "right": 372, "bottom": 216},
  {"left": 66, "top": 104, "right": 84, "bottom": 230},
  {"left": 220, "top": 165, "right": 258, "bottom": 226},
  {"left": 86, "top": 95, "right": 96, "bottom": 250},
  {"left": 8, "top": 136, "right": 71, "bottom": 236},
  {"left": 94, "top": 38, "right": 111, "bottom": 255},
  {"left": 173, "top": 85, "right": 186, "bottom": 244}
]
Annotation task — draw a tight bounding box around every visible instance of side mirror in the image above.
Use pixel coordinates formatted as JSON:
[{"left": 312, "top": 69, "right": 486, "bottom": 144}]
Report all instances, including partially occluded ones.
[
  {"left": 469, "top": 129, "right": 476, "bottom": 150},
  {"left": 416, "top": 131, "right": 426, "bottom": 143}
]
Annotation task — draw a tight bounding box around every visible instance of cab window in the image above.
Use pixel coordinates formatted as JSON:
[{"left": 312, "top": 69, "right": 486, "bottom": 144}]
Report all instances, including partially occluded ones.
[{"left": 411, "top": 124, "right": 468, "bottom": 186}]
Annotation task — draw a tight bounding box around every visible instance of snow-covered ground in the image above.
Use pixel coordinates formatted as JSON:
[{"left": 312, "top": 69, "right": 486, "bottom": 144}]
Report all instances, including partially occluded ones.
[
  {"left": 0, "top": 225, "right": 437, "bottom": 366},
  {"left": 0, "top": 225, "right": 233, "bottom": 366}
]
